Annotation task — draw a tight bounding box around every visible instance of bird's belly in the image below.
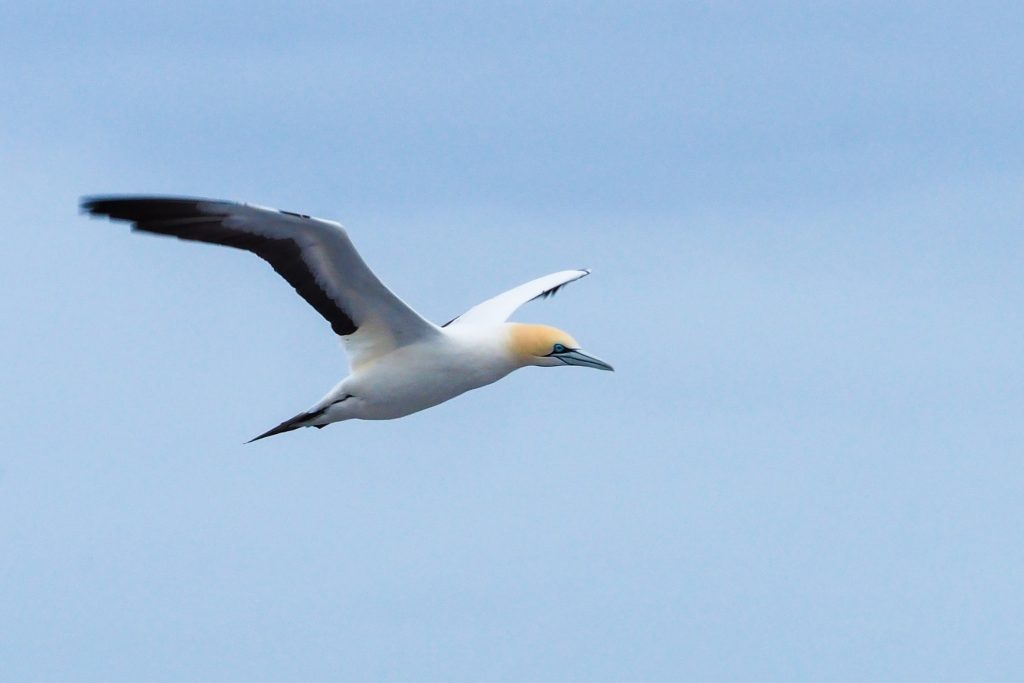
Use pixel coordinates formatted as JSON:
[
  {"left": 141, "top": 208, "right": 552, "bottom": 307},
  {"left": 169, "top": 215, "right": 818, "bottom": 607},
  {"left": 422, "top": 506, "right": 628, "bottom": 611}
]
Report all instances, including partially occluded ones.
[{"left": 345, "top": 349, "right": 511, "bottom": 420}]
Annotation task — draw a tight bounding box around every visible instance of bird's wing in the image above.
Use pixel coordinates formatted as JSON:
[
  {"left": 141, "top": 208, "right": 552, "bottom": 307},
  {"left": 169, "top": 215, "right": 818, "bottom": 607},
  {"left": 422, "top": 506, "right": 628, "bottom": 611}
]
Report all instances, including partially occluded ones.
[
  {"left": 445, "top": 269, "right": 590, "bottom": 326},
  {"left": 83, "top": 196, "right": 440, "bottom": 366}
]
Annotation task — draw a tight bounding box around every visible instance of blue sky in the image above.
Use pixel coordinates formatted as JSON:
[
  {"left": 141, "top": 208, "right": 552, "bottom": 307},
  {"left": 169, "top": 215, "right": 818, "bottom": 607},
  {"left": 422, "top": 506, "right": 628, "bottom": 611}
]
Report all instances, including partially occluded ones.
[{"left": 3, "top": 2, "right": 1024, "bottom": 680}]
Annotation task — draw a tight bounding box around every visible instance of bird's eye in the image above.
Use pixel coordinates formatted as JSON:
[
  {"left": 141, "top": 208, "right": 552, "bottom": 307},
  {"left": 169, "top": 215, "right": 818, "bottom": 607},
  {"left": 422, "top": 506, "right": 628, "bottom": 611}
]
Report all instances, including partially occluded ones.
[{"left": 553, "top": 343, "right": 566, "bottom": 353}]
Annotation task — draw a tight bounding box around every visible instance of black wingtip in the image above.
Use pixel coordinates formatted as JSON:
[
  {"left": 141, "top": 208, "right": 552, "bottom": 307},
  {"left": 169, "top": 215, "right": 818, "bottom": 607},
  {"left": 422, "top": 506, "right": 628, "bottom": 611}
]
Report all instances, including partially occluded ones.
[
  {"left": 79, "top": 196, "right": 220, "bottom": 222},
  {"left": 80, "top": 195, "right": 112, "bottom": 217}
]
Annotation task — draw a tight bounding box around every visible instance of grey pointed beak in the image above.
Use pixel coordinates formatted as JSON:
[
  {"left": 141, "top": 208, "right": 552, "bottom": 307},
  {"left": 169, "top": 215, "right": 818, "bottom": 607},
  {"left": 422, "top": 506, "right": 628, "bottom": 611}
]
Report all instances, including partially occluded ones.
[{"left": 557, "top": 349, "right": 615, "bottom": 371}]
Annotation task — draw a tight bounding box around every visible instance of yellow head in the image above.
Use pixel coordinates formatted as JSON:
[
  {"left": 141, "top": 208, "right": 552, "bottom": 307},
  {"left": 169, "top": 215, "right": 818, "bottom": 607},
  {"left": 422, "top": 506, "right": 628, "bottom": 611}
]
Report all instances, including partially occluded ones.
[{"left": 506, "top": 323, "right": 614, "bottom": 371}]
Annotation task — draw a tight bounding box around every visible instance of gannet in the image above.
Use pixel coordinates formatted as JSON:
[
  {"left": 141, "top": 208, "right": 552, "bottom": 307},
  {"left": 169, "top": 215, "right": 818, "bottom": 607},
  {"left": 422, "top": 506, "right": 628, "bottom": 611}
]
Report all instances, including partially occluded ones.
[{"left": 82, "top": 196, "right": 613, "bottom": 442}]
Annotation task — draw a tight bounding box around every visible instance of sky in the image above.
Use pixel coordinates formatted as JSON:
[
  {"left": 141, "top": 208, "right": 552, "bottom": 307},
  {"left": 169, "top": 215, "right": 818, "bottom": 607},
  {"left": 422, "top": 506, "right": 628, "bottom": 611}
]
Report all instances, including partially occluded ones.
[{"left": 3, "top": 2, "right": 1024, "bottom": 680}]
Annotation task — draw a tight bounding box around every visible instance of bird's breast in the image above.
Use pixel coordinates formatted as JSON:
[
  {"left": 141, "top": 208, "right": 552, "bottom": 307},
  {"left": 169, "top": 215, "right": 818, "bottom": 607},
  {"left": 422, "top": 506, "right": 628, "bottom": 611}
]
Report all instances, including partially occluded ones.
[{"left": 343, "top": 341, "right": 516, "bottom": 419}]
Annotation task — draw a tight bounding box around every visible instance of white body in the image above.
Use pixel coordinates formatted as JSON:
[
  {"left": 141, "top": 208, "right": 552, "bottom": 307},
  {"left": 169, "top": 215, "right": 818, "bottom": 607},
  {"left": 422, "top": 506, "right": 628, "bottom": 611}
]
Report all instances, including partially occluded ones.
[{"left": 316, "top": 324, "right": 520, "bottom": 423}]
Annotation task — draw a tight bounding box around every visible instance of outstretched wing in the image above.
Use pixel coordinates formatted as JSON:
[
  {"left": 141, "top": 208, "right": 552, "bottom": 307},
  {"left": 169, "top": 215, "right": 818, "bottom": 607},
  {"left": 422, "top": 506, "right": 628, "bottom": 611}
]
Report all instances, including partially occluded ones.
[
  {"left": 445, "top": 269, "right": 590, "bottom": 326},
  {"left": 82, "top": 196, "right": 439, "bottom": 365}
]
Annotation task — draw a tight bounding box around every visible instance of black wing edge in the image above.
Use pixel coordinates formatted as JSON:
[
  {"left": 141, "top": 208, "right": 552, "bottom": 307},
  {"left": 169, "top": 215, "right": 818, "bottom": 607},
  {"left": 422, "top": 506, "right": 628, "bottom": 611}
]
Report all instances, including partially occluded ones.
[
  {"left": 527, "top": 268, "right": 592, "bottom": 303},
  {"left": 80, "top": 195, "right": 359, "bottom": 336},
  {"left": 441, "top": 268, "right": 591, "bottom": 327},
  {"left": 81, "top": 195, "right": 221, "bottom": 221}
]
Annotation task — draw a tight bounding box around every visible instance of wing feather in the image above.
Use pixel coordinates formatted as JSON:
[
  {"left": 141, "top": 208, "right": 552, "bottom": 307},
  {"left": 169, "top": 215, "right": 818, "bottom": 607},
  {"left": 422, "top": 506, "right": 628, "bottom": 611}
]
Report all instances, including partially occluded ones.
[
  {"left": 82, "top": 196, "right": 438, "bottom": 364},
  {"left": 445, "top": 269, "right": 590, "bottom": 326}
]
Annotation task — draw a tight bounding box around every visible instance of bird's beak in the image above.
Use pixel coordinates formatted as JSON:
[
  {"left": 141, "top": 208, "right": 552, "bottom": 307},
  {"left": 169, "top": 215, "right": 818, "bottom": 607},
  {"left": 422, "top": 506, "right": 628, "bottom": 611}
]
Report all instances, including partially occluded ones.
[{"left": 558, "top": 349, "right": 615, "bottom": 371}]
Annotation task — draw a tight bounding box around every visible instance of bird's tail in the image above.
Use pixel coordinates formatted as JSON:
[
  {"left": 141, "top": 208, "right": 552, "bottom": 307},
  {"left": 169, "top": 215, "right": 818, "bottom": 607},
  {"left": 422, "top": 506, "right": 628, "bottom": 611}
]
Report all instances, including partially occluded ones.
[{"left": 247, "top": 406, "right": 327, "bottom": 443}]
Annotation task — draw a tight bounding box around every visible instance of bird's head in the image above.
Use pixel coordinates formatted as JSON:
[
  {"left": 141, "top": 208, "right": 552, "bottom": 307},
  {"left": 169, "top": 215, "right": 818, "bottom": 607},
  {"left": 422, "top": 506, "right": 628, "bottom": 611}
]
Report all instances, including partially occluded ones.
[{"left": 507, "top": 323, "right": 614, "bottom": 371}]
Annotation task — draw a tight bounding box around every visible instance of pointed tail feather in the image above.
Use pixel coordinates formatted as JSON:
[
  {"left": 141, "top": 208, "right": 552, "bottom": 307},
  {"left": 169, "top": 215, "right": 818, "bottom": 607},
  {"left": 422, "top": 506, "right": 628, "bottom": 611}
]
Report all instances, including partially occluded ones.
[{"left": 247, "top": 407, "right": 327, "bottom": 443}]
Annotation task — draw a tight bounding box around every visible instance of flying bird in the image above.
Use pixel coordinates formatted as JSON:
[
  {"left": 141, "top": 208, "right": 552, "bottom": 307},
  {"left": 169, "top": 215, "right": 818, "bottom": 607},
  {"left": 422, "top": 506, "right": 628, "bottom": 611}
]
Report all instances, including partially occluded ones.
[{"left": 82, "top": 196, "right": 613, "bottom": 441}]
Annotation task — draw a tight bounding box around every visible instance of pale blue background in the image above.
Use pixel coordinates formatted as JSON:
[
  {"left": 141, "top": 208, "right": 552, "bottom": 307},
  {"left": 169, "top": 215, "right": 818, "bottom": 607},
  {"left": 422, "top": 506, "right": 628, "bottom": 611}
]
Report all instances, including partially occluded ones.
[{"left": 3, "top": 2, "right": 1023, "bottom": 680}]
